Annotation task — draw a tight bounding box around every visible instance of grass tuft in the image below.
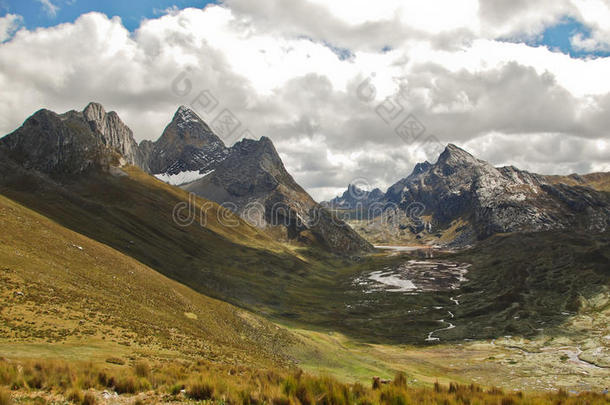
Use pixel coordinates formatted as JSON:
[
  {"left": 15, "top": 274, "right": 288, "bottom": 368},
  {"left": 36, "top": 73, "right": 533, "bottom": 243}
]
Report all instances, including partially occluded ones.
[
  {"left": 186, "top": 379, "right": 214, "bottom": 401},
  {"left": 0, "top": 388, "right": 12, "bottom": 405}
]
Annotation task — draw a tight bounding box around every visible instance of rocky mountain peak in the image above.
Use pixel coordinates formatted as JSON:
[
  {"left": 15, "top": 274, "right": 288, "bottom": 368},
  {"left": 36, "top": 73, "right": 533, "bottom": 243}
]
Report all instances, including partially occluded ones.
[
  {"left": 209, "top": 136, "right": 299, "bottom": 195},
  {"left": 347, "top": 183, "right": 362, "bottom": 193},
  {"left": 183, "top": 135, "right": 373, "bottom": 254},
  {"left": 436, "top": 143, "right": 481, "bottom": 167},
  {"left": 232, "top": 137, "right": 282, "bottom": 166},
  {"left": 372, "top": 143, "right": 610, "bottom": 246},
  {"left": 323, "top": 183, "right": 384, "bottom": 210},
  {"left": 82, "top": 102, "right": 106, "bottom": 123},
  {"left": 410, "top": 161, "right": 432, "bottom": 177},
  {"left": 146, "top": 106, "right": 227, "bottom": 175},
  {"left": 173, "top": 105, "right": 205, "bottom": 129}
]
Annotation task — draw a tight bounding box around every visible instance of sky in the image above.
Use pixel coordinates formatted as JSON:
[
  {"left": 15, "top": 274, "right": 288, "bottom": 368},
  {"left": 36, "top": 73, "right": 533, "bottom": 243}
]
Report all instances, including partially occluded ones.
[{"left": 0, "top": 0, "right": 610, "bottom": 201}]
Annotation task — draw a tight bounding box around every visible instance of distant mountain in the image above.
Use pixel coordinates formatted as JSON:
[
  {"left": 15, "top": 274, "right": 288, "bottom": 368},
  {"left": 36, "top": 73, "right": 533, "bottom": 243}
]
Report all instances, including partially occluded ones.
[
  {"left": 323, "top": 184, "right": 384, "bottom": 210},
  {"left": 0, "top": 102, "right": 148, "bottom": 174},
  {"left": 336, "top": 144, "right": 610, "bottom": 246}
]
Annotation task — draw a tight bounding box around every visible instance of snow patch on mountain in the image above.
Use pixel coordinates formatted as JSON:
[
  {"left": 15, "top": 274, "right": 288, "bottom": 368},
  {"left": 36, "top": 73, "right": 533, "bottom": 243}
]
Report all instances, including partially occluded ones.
[{"left": 155, "top": 169, "right": 214, "bottom": 186}]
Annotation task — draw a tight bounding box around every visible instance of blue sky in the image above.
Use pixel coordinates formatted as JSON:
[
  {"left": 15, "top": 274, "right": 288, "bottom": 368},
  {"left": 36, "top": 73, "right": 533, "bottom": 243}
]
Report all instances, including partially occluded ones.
[
  {"left": 527, "top": 17, "right": 610, "bottom": 58},
  {"left": 0, "top": 0, "right": 218, "bottom": 31}
]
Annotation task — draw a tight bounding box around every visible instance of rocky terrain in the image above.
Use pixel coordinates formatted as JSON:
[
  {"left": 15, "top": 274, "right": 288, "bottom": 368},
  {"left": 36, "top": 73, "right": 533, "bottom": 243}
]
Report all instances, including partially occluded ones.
[
  {"left": 330, "top": 144, "right": 610, "bottom": 246},
  {"left": 183, "top": 136, "right": 373, "bottom": 253},
  {"left": 138, "top": 105, "right": 372, "bottom": 254}
]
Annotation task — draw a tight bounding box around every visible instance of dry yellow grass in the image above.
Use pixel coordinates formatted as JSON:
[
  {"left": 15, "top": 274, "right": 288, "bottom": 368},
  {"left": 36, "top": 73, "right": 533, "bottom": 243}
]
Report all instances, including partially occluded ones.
[
  {"left": 0, "top": 193, "right": 295, "bottom": 368},
  {"left": 1, "top": 358, "right": 608, "bottom": 404}
]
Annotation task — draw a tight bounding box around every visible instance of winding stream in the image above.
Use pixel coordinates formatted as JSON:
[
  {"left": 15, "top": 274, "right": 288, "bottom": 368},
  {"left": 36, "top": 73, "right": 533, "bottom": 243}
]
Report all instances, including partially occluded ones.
[
  {"left": 425, "top": 297, "right": 460, "bottom": 342},
  {"left": 425, "top": 313, "right": 456, "bottom": 342}
]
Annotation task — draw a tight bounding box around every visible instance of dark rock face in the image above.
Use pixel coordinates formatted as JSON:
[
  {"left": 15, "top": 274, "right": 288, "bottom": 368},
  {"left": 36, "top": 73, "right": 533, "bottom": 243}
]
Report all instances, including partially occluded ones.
[
  {"left": 0, "top": 103, "right": 144, "bottom": 174},
  {"left": 146, "top": 106, "right": 228, "bottom": 175},
  {"left": 183, "top": 137, "right": 373, "bottom": 254},
  {"left": 329, "top": 144, "right": 610, "bottom": 246}
]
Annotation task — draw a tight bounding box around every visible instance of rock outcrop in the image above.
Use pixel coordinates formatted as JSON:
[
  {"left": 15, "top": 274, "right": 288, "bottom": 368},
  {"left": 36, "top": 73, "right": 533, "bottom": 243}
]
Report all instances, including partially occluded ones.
[
  {"left": 0, "top": 102, "right": 145, "bottom": 174},
  {"left": 82, "top": 102, "right": 150, "bottom": 171}
]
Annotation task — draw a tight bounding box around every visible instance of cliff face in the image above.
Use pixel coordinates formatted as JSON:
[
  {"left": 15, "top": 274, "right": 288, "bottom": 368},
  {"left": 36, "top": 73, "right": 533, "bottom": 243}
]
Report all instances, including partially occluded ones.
[{"left": 82, "top": 102, "right": 150, "bottom": 171}]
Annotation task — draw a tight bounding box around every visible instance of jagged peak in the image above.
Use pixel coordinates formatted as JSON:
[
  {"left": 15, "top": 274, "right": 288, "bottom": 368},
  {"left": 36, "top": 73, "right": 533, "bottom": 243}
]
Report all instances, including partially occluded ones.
[
  {"left": 173, "top": 105, "right": 203, "bottom": 124},
  {"left": 83, "top": 102, "right": 107, "bottom": 121},
  {"left": 233, "top": 136, "right": 277, "bottom": 156},
  {"left": 437, "top": 143, "right": 479, "bottom": 166},
  {"left": 28, "top": 108, "right": 57, "bottom": 120},
  {"left": 411, "top": 161, "right": 432, "bottom": 176},
  {"left": 227, "top": 137, "right": 287, "bottom": 175}
]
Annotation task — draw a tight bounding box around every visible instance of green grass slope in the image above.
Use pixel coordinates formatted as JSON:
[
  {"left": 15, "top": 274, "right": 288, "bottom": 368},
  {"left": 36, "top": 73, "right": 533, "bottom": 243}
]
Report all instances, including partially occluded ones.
[
  {"left": 0, "top": 193, "right": 294, "bottom": 368},
  {"left": 0, "top": 161, "right": 326, "bottom": 313}
]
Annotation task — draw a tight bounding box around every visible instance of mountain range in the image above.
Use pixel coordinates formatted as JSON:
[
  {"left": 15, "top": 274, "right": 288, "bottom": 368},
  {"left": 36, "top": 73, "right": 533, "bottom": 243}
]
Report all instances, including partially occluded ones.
[
  {"left": 0, "top": 102, "right": 371, "bottom": 255},
  {"left": 3, "top": 101, "right": 609, "bottom": 252}
]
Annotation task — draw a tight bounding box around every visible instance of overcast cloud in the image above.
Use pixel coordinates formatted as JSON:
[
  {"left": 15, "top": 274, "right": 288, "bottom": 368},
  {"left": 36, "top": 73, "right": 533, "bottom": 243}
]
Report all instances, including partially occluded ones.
[{"left": 0, "top": 1, "right": 609, "bottom": 200}]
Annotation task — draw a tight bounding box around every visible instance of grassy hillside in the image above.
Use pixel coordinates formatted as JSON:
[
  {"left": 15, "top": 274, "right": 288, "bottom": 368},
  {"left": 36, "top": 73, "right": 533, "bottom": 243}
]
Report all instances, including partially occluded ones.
[
  {"left": 0, "top": 162, "right": 328, "bottom": 313},
  {"left": 1, "top": 161, "right": 609, "bottom": 396},
  {"left": 0, "top": 193, "right": 294, "bottom": 368}
]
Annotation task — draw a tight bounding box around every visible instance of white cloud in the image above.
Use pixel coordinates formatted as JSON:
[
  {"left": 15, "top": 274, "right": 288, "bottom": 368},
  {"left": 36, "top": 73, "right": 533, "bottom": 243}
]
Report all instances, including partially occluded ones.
[
  {"left": 569, "top": 0, "right": 610, "bottom": 52},
  {"left": 36, "top": 0, "right": 59, "bottom": 18},
  {"left": 0, "top": 13, "right": 22, "bottom": 42},
  {"left": 0, "top": 2, "right": 609, "bottom": 201}
]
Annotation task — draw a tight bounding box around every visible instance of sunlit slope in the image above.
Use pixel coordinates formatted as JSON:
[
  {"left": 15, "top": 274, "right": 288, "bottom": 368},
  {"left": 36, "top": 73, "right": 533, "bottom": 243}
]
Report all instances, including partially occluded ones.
[
  {"left": 0, "top": 193, "right": 294, "bottom": 367},
  {"left": 545, "top": 172, "right": 610, "bottom": 192}
]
